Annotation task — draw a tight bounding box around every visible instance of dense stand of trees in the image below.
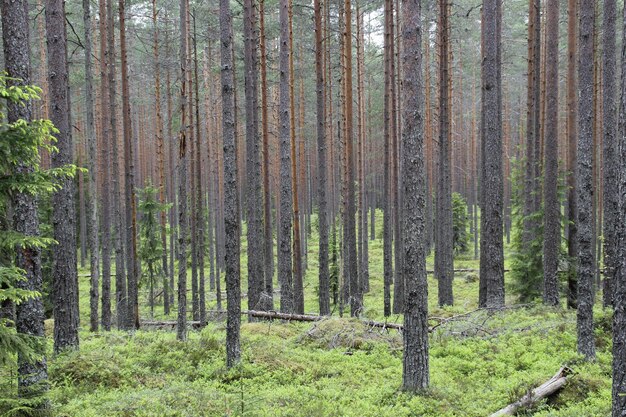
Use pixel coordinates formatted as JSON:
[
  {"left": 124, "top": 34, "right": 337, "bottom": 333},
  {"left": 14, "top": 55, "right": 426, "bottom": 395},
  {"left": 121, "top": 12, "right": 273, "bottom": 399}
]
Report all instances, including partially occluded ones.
[{"left": 2, "top": 0, "right": 626, "bottom": 411}]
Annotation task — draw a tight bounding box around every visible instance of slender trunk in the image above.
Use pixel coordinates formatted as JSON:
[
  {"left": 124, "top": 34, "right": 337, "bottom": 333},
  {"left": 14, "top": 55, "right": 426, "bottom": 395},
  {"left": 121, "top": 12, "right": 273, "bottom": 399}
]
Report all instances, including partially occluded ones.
[
  {"left": 602, "top": 0, "right": 618, "bottom": 308},
  {"left": 119, "top": 0, "right": 139, "bottom": 330},
  {"left": 289, "top": 0, "right": 304, "bottom": 314},
  {"left": 176, "top": 0, "right": 190, "bottom": 342},
  {"left": 479, "top": 0, "right": 505, "bottom": 308},
  {"left": 244, "top": 0, "right": 266, "bottom": 313},
  {"left": 152, "top": 0, "right": 170, "bottom": 316},
  {"left": 542, "top": 0, "right": 560, "bottom": 306},
  {"left": 435, "top": 0, "right": 454, "bottom": 307},
  {"left": 315, "top": 0, "right": 330, "bottom": 315},
  {"left": 576, "top": 0, "right": 596, "bottom": 360},
  {"left": 383, "top": 0, "right": 393, "bottom": 317},
  {"left": 82, "top": 0, "right": 100, "bottom": 332},
  {"left": 259, "top": 0, "right": 274, "bottom": 307},
  {"left": 220, "top": 0, "right": 241, "bottom": 366},
  {"left": 566, "top": 0, "right": 578, "bottom": 309}
]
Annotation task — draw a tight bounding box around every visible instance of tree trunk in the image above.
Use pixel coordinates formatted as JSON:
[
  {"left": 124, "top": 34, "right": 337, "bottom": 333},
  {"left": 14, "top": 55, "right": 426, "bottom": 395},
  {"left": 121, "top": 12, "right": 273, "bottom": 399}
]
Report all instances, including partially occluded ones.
[
  {"left": 315, "top": 0, "right": 330, "bottom": 316},
  {"left": 82, "top": 0, "right": 100, "bottom": 332},
  {"left": 279, "top": 0, "right": 294, "bottom": 314},
  {"left": 152, "top": 0, "right": 170, "bottom": 316},
  {"left": 176, "top": 0, "right": 190, "bottom": 342},
  {"left": 98, "top": 0, "right": 112, "bottom": 331},
  {"left": 566, "top": 0, "right": 578, "bottom": 309},
  {"left": 288, "top": 0, "right": 305, "bottom": 314},
  {"left": 383, "top": 0, "right": 393, "bottom": 317},
  {"left": 259, "top": 0, "right": 274, "bottom": 308},
  {"left": 1, "top": 0, "right": 49, "bottom": 396},
  {"left": 400, "top": 0, "right": 429, "bottom": 392},
  {"left": 435, "top": 0, "right": 454, "bottom": 307},
  {"left": 119, "top": 0, "right": 139, "bottom": 331},
  {"left": 612, "top": 4, "right": 626, "bottom": 409},
  {"left": 576, "top": 0, "right": 596, "bottom": 360},
  {"left": 220, "top": 0, "right": 241, "bottom": 367},
  {"left": 479, "top": 0, "right": 505, "bottom": 308},
  {"left": 244, "top": 0, "right": 265, "bottom": 314},
  {"left": 46, "top": 0, "right": 80, "bottom": 353},
  {"left": 542, "top": 0, "right": 560, "bottom": 306},
  {"left": 602, "top": 0, "right": 618, "bottom": 308}
]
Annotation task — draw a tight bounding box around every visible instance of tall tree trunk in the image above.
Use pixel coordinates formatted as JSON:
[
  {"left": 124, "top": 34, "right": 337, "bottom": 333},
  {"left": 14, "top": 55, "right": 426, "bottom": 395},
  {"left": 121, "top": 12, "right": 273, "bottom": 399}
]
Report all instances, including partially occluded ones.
[
  {"left": 278, "top": 0, "right": 294, "bottom": 314},
  {"left": 576, "top": 0, "right": 596, "bottom": 360},
  {"left": 289, "top": 0, "right": 305, "bottom": 314},
  {"left": 152, "top": 0, "right": 170, "bottom": 316},
  {"left": 542, "top": 0, "right": 560, "bottom": 306},
  {"left": 479, "top": 0, "right": 505, "bottom": 308},
  {"left": 612, "top": 4, "right": 626, "bottom": 411},
  {"left": 46, "top": 0, "right": 80, "bottom": 353},
  {"left": 98, "top": 0, "right": 112, "bottom": 331},
  {"left": 315, "top": 0, "right": 330, "bottom": 316},
  {"left": 343, "top": 0, "right": 360, "bottom": 317},
  {"left": 119, "top": 0, "right": 139, "bottom": 330},
  {"left": 220, "top": 0, "right": 241, "bottom": 366},
  {"left": 259, "top": 0, "right": 274, "bottom": 308},
  {"left": 244, "top": 0, "right": 265, "bottom": 314},
  {"left": 400, "top": 0, "right": 429, "bottom": 392},
  {"left": 602, "top": 0, "right": 618, "bottom": 308},
  {"left": 383, "top": 0, "right": 393, "bottom": 317},
  {"left": 176, "top": 0, "right": 190, "bottom": 342},
  {"left": 1, "top": 0, "right": 49, "bottom": 396},
  {"left": 435, "top": 0, "right": 454, "bottom": 307},
  {"left": 192, "top": 13, "right": 206, "bottom": 324},
  {"left": 107, "top": 0, "right": 126, "bottom": 331},
  {"left": 566, "top": 0, "right": 578, "bottom": 309},
  {"left": 83, "top": 0, "right": 100, "bottom": 332}
]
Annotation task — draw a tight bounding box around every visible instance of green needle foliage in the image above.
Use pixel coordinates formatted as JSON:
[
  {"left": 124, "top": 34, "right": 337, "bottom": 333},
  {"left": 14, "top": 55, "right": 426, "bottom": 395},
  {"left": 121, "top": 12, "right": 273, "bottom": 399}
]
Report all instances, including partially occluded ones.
[
  {"left": 138, "top": 184, "right": 171, "bottom": 318},
  {"left": 0, "top": 73, "right": 76, "bottom": 368},
  {"left": 452, "top": 192, "right": 470, "bottom": 255}
]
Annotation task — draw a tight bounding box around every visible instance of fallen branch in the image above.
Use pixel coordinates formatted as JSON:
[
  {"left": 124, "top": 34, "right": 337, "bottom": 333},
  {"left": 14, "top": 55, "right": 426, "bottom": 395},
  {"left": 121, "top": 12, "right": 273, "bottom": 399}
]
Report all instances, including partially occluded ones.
[
  {"left": 242, "top": 310, "right": 405, "bottom": 330},
  {"left": 489, "top": 367, "right": 572, "bottom": 417},
  {"left": 141, "top": 320, "right": 204, "bottom": 330}
]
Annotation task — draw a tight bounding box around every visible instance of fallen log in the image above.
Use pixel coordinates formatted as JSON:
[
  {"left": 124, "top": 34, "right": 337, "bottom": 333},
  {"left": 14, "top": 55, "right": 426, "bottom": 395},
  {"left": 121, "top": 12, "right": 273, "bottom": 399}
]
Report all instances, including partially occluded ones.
[
  {"left": 489, "top": 367, "right": 571, "bottom": 417},
  {"left": 141, "top": 320, "right": 204, "bottom": 330},
  {"left": 242, "top": 310, "right": 405, "bottom": 330}
]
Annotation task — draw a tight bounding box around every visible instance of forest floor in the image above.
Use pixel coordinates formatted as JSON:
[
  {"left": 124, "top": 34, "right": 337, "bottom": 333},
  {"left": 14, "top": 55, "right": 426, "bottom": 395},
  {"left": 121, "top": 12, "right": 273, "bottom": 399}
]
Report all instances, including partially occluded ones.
[{"left": 3, "top": 213, "right": 614, "bottom": 416}]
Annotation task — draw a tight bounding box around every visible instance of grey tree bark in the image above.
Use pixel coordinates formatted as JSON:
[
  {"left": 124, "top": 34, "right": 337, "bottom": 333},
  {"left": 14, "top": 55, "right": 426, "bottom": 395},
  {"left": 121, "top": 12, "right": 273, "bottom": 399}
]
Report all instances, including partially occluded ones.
[
  {"left": 479, "top": 0, "right": 505, "bottom": 308},
  {"left": 542, "top": 0, "right": 560, "bottom": 306},
  {"left": 315, "top": 0, "right": 330, "bottom": 316},
  {"left": 46, "top": 0, "right": 80, "bottom": 353},
  {"left": 82, "top": 0, "right": 100, "bottom": 333},
  {"left": 382, "top": 0, "right": 393, "bottom": 317},
  {"left": 435, "top": 0, "right": 454, "bottom": 307},
  {"left": 244, "top": 0, "right": 265, "bottom": 314},
  {"left": 98, "top": 0, "right": 112, "bottom": 331},
  {"left": 602, "top": 0, "right": 618, "bottom": 308},
  {"left": 220, "top": 0, "right": 241, "bottom": 367},
  {"left": 176, "top": 0, "right": 190, "bottom": 342},
  {"left": 278, "top": 0, "right": 294, "bottom": 314},
  {"left": 566, "top": 0, "right": 578, "bottom": 309},
  {"left": 400, "top": 0, "right": 429, "bottom": 392},
  {"left": 612, "top": 0, "right": 626, "bottom": 412},
  {"left": 576, "top": 0, "right": 596, "bottom": 360},
  {"left": 1, "top": 0, "right": 49, "bottom": 396},
  {"left": 119, "top": 0, "right": 139, "bottom": 330}
]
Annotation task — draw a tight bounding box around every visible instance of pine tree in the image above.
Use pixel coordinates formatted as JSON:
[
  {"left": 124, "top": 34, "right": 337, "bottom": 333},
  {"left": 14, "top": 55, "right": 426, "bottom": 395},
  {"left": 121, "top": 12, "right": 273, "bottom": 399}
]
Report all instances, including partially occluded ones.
[
  {"left": 400, "top": 0, "right": 429, "bottom": 392},
  {"left": 46, "top": 0, "right": 80, "bottom": 352},
  {"left": 220, "top": 0, "right": 241, "bottom": 367}
]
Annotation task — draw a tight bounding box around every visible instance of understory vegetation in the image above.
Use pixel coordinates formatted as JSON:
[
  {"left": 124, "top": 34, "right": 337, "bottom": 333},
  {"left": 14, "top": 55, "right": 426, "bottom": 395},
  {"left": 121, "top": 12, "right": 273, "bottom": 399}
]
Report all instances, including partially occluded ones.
[{"left": 1, "top": 211, "right": 613, "bottom": 416}]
